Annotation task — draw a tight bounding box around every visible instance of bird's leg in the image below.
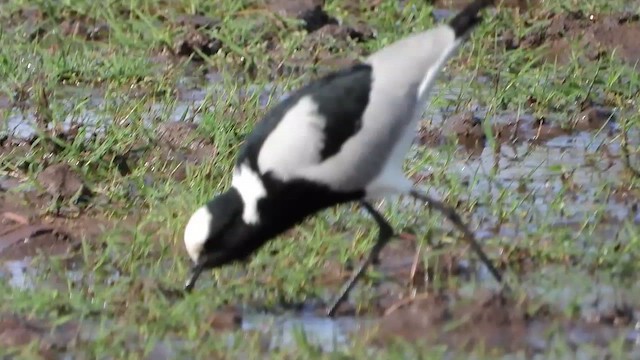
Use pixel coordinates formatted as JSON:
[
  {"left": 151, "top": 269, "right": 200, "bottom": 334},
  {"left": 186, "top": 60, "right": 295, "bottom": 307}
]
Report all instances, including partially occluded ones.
[
  {"left": 327, "top": 201, "right": 394, "bottom": 317},
  {"left": 408, "top": 189, "right": 504, "bottom": 284}
]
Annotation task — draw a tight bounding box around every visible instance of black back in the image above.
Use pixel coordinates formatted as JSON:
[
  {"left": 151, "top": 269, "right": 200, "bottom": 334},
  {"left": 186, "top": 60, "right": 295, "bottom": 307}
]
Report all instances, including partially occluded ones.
[
  {"left": 227, "top": 64, "right": 374, "bottom": 248},
  {"left": 237, "top": 63, "right": 373, "bottom": 173}
]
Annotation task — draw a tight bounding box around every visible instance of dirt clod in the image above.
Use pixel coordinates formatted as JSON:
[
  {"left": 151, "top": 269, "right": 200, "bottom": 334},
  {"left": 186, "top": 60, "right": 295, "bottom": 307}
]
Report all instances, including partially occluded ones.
[
  {"left": 152, "top": 122, "right": 217, "bottom": 181},
  {"left": 168, "top": 13, "right": 223, "bottom": 60},
  {"left": 156, "top": 122, "right": 217, "bottom": 160},
  {"left": 307, "top": 23, "right": 374, "bottom": 46},
  {"left": 36, "top": 163, "right": 91, "bottom": 202},
  {"left": 442, "top": 111, "right": 486, "bottom": 152},
  {"left": 572, "top": 106, "right": 614, "bottom": 131},
  {"left": 173, "top": 28, "right": 223, "bottom": 59},
  {"left": 266, "top": 0, "right": 336, "bottom": 33},
  {"left": 208, "top": 306, "right": 243, "bottom": 331}
]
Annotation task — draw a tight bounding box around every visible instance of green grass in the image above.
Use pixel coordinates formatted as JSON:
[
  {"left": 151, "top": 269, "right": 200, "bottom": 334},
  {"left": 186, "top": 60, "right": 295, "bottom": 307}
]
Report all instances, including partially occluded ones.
[{"left": 1, "top": 0, "right": 640, "bottom": 358}]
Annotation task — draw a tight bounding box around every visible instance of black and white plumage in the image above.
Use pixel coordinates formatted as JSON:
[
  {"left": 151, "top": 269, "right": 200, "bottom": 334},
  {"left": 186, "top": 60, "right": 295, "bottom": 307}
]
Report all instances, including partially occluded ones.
[{"left": 183, "top": 0, "right": 501, "bottom": 316}]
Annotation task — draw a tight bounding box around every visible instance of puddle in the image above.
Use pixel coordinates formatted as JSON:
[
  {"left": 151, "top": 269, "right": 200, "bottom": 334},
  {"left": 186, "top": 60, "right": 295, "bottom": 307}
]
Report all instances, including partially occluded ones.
[
  {"left": 0, "top": 256, "right": 368, "bottom": 355},
  {"left": 3, "top": 252, "right": 638, "bottom": 358},
  {"left": 0, "top": 257, "right": 84, "bottom": 292},
  {"left": 0, "top": 175, "right": 24, "bottom": 192},
  {"left": 241, "top": 312, "right": 371, "bottom": 353},
  {"left": 1, "top": 74, "right": 289, "bottom": 142},
  {"left": 408, "top": 79, "right": 639, "bottom": 236},
  {"left": 1, "top": 259, "right": 36, "bottom": 290},
  {"left": 0, "top": 252, "right": 365, "bottom": 353}
]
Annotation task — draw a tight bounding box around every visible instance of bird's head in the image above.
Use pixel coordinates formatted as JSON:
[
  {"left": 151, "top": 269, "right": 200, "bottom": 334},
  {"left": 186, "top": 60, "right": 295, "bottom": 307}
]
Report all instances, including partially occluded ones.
[{"left": 182, "top": 188, "right": 250, "bottom": 292}]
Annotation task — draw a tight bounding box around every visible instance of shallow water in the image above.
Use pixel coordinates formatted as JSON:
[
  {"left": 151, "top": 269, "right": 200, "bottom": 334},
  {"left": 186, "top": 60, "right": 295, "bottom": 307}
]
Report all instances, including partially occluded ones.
[
  {"left": 2, "top": 256, "right": 639, "bottom": 358},
  {"left": 2, "top": 259, "right": 36, "bottom": 290},
  {"left": 0, "top": 256, "right": 368, "bottom": 354},
  {"left": 1, "top": 75, "right": 289, "bottom": 142},
  {"left": 241, "top": 312, "right": 370, "bottom": 353}
]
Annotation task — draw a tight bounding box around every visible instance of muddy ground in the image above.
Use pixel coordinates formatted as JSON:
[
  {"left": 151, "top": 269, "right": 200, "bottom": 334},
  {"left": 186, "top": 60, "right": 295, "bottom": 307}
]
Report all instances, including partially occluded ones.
[{"left": 1, "top": 0, "right": 640, "bottom": 358}]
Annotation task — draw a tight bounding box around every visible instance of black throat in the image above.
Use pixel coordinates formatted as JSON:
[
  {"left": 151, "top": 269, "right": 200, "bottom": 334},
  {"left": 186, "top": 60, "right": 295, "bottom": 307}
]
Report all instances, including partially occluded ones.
[
  {"left": 215, "top": 177, "right": 364, "bottom": 266},
  {"left": 253, "top": 174, "right": 365, "bottom": 242}
]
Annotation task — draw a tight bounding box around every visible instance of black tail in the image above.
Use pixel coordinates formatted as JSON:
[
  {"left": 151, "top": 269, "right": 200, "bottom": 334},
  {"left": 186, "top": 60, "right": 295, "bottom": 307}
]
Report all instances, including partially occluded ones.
[{"left": 447, "top": 0, "right": 494, "bottom": 38}]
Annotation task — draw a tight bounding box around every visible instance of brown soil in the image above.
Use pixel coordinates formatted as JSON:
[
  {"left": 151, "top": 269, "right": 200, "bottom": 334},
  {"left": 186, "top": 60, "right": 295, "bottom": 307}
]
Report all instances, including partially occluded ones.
[
  {"left": 0, "top": 191, "right": 111, "bottom": 261},
  {"left": 153, "top": 121, "right": 218, "bottom": 181},
  {"left": 443, "top": 111, "right": 487, "bottom": 153},
  {"left": 302, "top": 22, "right": 374, "bottom": 56},
  {"left": 156, "top": 121, "right": 216, "bottom": 156},
  {"left": 418, "top": 106, "right": 614, "bottom": 153},
  {"left": 6, "top": 6, "right": 110, "bottom": 42},
  {"left": 0, "top": 313, "right": 80, "bottom": 357},
  {"left": 36, "top": 163, "right": 91, "bottom": 202},
  {"left": 611, "top": 185, "right": 640, "bottom": 204},
  {"left": 508, "top": 12, "right": 640, "bottom": 65},
  {"left": 368, "top": 290, "right": 635, "bottom": 355},
  {"left": 370, "top": 291, "right": 544, "bottom": 353},
  {"left": 207, "top": 305, "right": 243, "bottom": 331},
  {"left": 0, "top": 117, "right": 215, "bottom": 254}
]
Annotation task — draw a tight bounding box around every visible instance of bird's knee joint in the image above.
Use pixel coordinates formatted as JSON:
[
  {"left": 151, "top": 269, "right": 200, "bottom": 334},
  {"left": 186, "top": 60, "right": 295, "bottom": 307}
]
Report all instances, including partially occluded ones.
[
  {"left": 445, "top": 210, "right": 461, "bottom": 221},
  {"left": 381, "top": 225, "right": 394, "bottom": 237}
]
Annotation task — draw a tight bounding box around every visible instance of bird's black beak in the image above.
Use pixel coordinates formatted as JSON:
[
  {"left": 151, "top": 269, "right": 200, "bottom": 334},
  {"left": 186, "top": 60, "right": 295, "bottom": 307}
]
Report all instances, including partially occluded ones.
[
  {"left": 184, "top": 253, "right": 226, "bottom": 293},
  {"left": 184, "top": 264, "right": 203, "bottom": 292}
]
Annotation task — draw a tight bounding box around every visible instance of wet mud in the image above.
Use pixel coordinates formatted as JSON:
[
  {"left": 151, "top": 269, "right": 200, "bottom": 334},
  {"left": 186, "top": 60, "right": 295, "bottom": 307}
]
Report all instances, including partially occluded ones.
[
  {"left": 369, "top": 290, "right": 639, "bottom": 356},
  {"left": 0, "top": 191, "right": 108, "bottom": 261}
]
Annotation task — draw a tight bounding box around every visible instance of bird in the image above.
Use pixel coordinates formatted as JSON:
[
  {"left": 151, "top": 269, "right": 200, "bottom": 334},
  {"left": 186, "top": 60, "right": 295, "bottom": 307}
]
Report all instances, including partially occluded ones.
[{"left": 182, "top": 0, "right": 502, "bottom": 317}]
